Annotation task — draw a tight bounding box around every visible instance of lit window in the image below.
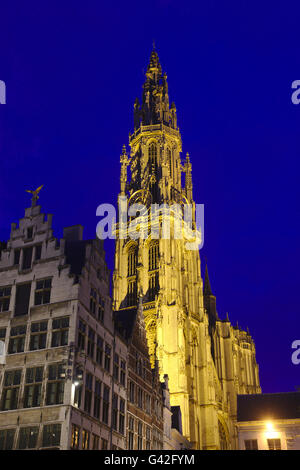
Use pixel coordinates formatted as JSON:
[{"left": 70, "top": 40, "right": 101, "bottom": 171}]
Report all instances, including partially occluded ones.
[
  {"left": 24, "top": 367, "right": 43, "bottom": 408},
  {"left": 42, "top": 424, "right": 61, "bottom": 448},
  {"left": 51, "top": 317, "right": 69, "bottom": 347},
  {"left": 18, "top": 426, "right": 39, "bottom": 449},
  {"left": 30, "top": 321, "right": 47, "bottom": 350},
  {"left": 1, "top": 369, "right": 22, "bottom": 410}
]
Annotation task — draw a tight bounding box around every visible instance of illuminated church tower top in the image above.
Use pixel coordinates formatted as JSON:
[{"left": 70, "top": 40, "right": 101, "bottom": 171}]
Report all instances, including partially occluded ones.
[
  {"left": 133, "top": 48, "right": 177, "bottom": 130},
  {"left": 123, "top": 47, "right": 195, "bottom": 208}
]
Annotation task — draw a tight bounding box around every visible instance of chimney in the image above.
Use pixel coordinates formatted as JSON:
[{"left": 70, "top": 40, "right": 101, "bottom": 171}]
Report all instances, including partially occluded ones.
[{"left": 63, "top": 225, "right": 83, "bottom": 241}]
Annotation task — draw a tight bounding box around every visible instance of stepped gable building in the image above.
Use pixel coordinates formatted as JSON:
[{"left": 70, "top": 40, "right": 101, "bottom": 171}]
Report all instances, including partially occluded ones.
[
  {"left": 113, "top": 48, "right": 261, "bottom": 449},
  {"left": 0, "top": 196, "right": 128, "bottom": 450}
]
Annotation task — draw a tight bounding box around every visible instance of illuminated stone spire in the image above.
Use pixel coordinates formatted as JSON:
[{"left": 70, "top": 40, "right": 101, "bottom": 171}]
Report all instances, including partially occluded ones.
[
  {"left": 204, "top": 263, "right": 213, "bottom": 296},
  {"left": 133, "top": 46, "right": 177, "bottom": 130},
  {"left": 204, "top": 263, "right": 219, "bottom": 322}
]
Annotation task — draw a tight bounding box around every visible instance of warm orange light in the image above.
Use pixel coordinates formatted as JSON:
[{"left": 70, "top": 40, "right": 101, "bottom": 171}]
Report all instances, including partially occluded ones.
[
  {"left": 265, "top": 421, "right": 279, "bottom": 439},
  {"left": 266, "top": 421, "right": 274, "bottom": 432}
]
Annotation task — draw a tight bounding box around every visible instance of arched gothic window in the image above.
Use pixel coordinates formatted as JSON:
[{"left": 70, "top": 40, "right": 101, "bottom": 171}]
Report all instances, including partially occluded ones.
[
  {"left": 127, "top": 246, "right": 137, "bottom": 277},
  {"left": 218, "top": 420, "right": 228, "bottom": 450},
  {"left": 167, "top": 148, "right": 172, "bottom": 177},
  {"left": 148, "top": 242, "right": 159, "bottom": 301},
  {"left": 149, "top": 142, "right": 157, "bottom": 169},
  {"left": 149, "top": 142, "right": 159, "bottom": 202},
  {"left": 148, "top": 242, "right": 159, "bottom": 272},
  {"left": 127, "top": 245, "right": 137, "bottom": 307}
]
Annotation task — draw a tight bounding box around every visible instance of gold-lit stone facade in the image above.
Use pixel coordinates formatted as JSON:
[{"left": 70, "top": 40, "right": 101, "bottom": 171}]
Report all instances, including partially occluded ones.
[{"left": 113, "top": 49, "right": 261, "bottom": 449}]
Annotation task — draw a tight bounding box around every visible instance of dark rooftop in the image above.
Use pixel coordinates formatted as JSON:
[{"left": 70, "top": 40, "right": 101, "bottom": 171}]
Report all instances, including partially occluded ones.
[
  {"left": 64, "top": 239, "right": 88, "bottom": 276},
  {"left": 171, "top": 406, "right": 183, "bottom": 434},
  {"left": 237, "top": 392, "right": 300, "bottom": 422},
  {"left": 114, "top": 308, "right": 137, "bottom": 340}
]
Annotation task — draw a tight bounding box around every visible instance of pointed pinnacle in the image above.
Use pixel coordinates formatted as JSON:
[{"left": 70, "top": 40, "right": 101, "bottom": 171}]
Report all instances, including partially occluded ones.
[{"left": 204, "top": 263, "right": 213, "bottom": 295}]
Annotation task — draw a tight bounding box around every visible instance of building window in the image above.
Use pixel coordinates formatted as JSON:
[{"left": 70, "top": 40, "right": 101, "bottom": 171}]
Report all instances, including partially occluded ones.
[
  {"left": 90, "top": 288, "right": 97, "bottom": 316},
  {"left": 267, "top": 439, "right": 281, "bottom": 450},
  {"left": 137, "top": 421, "right": 143, "bottom": 450},
  {"left": 136, "top": 355, "right": 142, "bottom": 375},
  {"left": 94, "top": 380, "right": 101, "bottom": 419},
  {"left": 120, "top": 360, "right": 126, "bottom": 386},
  {"left": 119, "top": 398, "right": 125, "bottom": 435},
  {"left": 77, "top": 319, "right": 86, "bottom": 351},
  {"left": 104, "top": 344, "right": 111, "bottom": 372},
  {"left": 74, "top": 368, "right": 83, "bottom": 408},
  {"left": 137, "top": 387, "right": 143, "bottom": 409},
  {"left": 24, "top": 367, "right": 43, "bottom": 408},
  {"left": 127, "top": 279, "right": 137, "bottom": 307},
  {"left": 146, "top": 426, "right": 151, "bottom": 450},
  {"left": 84, "top": 373, "right": 93, "bottom": 414},
  {"left": 145, "top": 394, "right": 151, "bottom": 414},
  {"left": 149, "top": 272, "right": 159, "bottom": 301},
  {"left": 14, "top": 249, "right": 20, "bottom": 266},
  {"left": 149, "top": 242, "right": 159, "bottom": 271},
  {"left": 92, "top": 434, "right": 99, "bottom": 450},
  {"left": 30, "top": 321, "right": 47, "bottom": 350},
  {"left": 128, "top": 417, "right": 134, "bottom": 450},
  {"left": 82, "top": 429, "right": 90, "bottom": 450},
  {"left": 98, "top": 296, "right": 105, "bottom": 323},
  {"left": 149, "top": 143, "right": 158, "bottom": 202},
  {"left": 167, "top": 148, "right": 172, "bottom": 177},
  {"left": 113, "top": 353, "right": 119, "bottom": 381},
  {"left": 96, "top": 336, "right": 103, "bottom": 366},
  {"left": 244, "top": 439, "right": 258, "bottom": 450},
  {"left": 71, "top": 425, "right": 80, "bottom": 450},
  {"left": 0, "top": 286, "right": 11, "bottom": 312},
  {"left": 42, "top": 424, "right": 61, "bottom": 448},
  {"left": 18, "top": 426, "right": 39, "bottom": 449},
  {"left": 15, "top": 283, "right": 31, "bottom": 316},
  {"left": 112, "top": 394, "right": 118, "bottom": 430},
  {"left": 87, "top": 328, "right": 95, "bottom": 359},
  {"left": 154, "top": 398, "right": 162, "bottom": 419},
  {"left": 0, "top": 329, "right": 5, "bottom": 357},
  {"left": 22, "top": 247, "right": 33, "bottom": 270},
  {"left": 8, "top": 325, "right": 26, "bottom": 354},
  {"left": 35, "top": 244, "right": 42, "bottom": 261},
  {"left": 51, "top": 317, "right": 69, "bottom": 347},
  {"left": 35, "top": 279, "right": 51, "bottom": 305},
  {"left": 1, "top": 369, "right": 22, "bottom": 410},
  {"left": 46, "top": 364, "right": 65, "bottom": 405},
  {"left": 128, "top": 248, "right": 137, "bottom": 277},
  {"left": 102, "top": 385, "right": 110, "bottom": 425},
  {"left": 149, "top": 142, "right": 157, "bottom": 168},
  {"left": 27, "top": 227, "right": 33, "bottom": 239},
  {"left": 129, "top": 381, "right": 135, "bottom": 403},
  {"left": 101, "top": 438, "right": 108, "bottom": 450},
  {"left": 0, "top": 429, "right": 15, "bottom": 450}
]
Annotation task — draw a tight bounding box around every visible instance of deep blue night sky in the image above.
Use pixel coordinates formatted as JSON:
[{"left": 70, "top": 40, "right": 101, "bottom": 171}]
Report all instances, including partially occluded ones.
[{"left": 0, "top": 1, "right": 299, "bottom": 393}]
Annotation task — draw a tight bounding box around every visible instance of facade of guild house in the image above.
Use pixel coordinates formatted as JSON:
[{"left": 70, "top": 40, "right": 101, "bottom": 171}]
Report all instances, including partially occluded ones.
[
  {"left": 113, "top": 48, "right": 261, "bottom": 449},
  {"left": 0, "top": 197, "right": 128, "bottom": 450}
]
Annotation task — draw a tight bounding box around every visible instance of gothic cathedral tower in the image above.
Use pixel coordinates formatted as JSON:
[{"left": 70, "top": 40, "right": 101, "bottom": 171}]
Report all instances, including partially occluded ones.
[{"left": 113, "top": 48, "right": 261, "bottom": 449}]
